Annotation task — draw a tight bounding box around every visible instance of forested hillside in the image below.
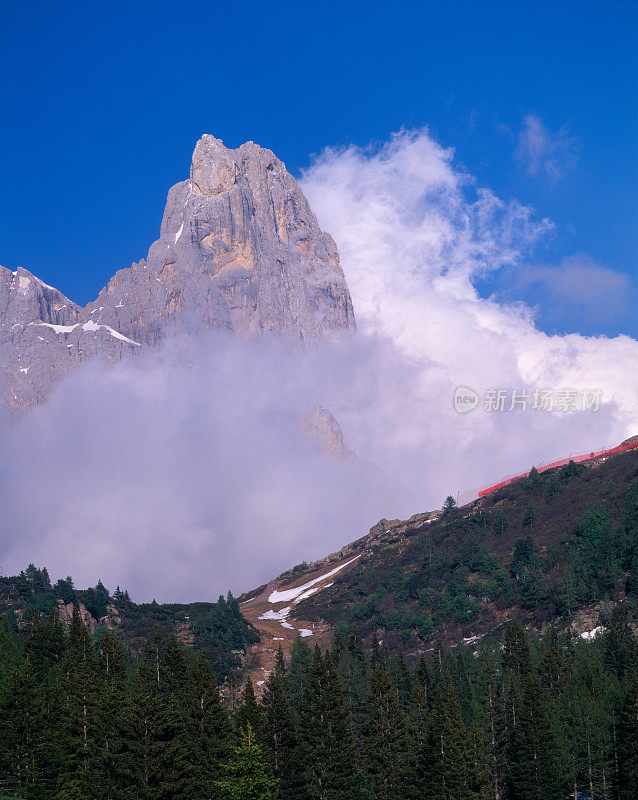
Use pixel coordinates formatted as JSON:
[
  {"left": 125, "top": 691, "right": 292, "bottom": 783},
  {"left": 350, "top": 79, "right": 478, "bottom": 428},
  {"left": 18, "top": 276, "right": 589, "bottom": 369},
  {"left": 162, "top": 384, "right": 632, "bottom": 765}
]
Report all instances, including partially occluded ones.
[
  {"left": 0, "top": 608, "right": 636, "bottom": 799},
  {"left": 0, "top": 568, "right": 258, "bottom": 680},
  {"left": 295, "top": 449, "right": 638, "bottom": 649}
]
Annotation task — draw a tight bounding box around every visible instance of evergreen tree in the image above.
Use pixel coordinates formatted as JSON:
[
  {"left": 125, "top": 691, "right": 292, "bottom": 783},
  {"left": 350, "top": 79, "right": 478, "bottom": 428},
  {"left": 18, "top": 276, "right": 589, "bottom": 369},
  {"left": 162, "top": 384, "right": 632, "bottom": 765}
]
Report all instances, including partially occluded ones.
[
  {"left": 423, "top": 670, "right": 473, "bottom": 800},
  {"left": 56, "top": 611, "right": 101, "bottom": 799},
  {"left": 261, "top": 648, "right": 303, "bottom": 800},
  {"left": 333, "top": 629, "right": 368, "bottom": 735},
  {"left": 300, "top": 647, "right": 354, "bottom": 800},
  {"left": 360, "top": 664, "right": 412, "bottom": 800},
  {"left": 480, "top": 660, "right": 508, "bottom": 800},
  {"left": 618, "top": 670, "right": 638, "bottom": 800},
  {"left": 387, "top": 650, "right": 412, "bottom": 709},
  {"left": 236, "top": 678, "right": 268, "bottom": 746},
  {"left": 126, "top": 636, "right": 187, "bottom": 800},
  {"left": 286, "top": 635, "right": 313, "bottom": 712},
  {"left": 349, "top": 771, "right": 377, "bottom": 800},
  {"left": 215, "top": 723, "right": 277, "bottom": 800},
  {"left": 443, "top": 495, "right": 458, "bottom": 514},
  {"left": 502, "top": 622, "right": 532, "bottom": 678},
  {"left": 0, "top": 656, "right": 46, "bottom": 800},
  {"left": 0, "top": 614, "right": 22, "bottom": 683},
  {"left": 538, "top": 627, "right": 565, "bottom": 698},
  {"left": 605, "top": 606, "right": 638, "bottom": 679},
  {"left": 509, "top": 672, "right": 563, "bottom": 800},
  {"left": 94, "top": 631, "right": 130, "bottom": 800},
  {"left": 178, "top": 652, "right": 233, "bottom": 798}
]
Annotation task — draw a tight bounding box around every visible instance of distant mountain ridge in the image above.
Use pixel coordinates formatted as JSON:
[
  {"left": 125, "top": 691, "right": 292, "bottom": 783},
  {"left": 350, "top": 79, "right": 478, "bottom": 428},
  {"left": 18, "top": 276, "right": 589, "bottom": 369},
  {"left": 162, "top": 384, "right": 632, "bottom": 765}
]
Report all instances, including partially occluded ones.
[{"left": 0, "top": 135, "right": 355, "bottom": 413}]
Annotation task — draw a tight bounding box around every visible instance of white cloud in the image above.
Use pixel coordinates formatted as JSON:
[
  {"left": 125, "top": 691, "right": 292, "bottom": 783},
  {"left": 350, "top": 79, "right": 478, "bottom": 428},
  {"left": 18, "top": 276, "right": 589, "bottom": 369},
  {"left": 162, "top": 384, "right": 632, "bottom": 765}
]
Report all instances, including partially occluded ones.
[
  {"left": 515, "top": 113, "right": 577, "bottom": 181},
  {"left": 301, "top": 127, "right": 637, "bottom": 440}
]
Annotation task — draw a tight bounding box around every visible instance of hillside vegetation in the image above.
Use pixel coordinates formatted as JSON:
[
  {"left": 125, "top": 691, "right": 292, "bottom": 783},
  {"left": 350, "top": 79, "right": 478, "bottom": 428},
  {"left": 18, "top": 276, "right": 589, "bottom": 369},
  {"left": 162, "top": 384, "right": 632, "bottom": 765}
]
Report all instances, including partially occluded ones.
[
  {"left": 0, "top": 569, "right": 258, "bottom": 681},
  {"left": 296, "top": 449, "right": 638, "bottom": 648}
]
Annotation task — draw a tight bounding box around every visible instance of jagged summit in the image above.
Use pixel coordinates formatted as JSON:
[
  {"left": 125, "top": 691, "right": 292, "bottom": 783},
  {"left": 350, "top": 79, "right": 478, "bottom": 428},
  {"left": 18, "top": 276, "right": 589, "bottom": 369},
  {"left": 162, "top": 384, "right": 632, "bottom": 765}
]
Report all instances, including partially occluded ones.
[
  {"left": 86, "top": 134, "right": 355, "bottom": 346},
  {"left": 1, "top": 135, "right": 356, "bottom": 411}
]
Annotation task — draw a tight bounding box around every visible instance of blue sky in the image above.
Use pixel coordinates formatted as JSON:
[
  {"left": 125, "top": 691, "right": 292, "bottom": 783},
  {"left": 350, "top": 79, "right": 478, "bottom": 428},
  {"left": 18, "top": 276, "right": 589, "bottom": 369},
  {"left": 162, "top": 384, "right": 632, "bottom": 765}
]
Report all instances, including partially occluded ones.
[{"left": 1, "top": 0, "right": 636, "bottom": 336}]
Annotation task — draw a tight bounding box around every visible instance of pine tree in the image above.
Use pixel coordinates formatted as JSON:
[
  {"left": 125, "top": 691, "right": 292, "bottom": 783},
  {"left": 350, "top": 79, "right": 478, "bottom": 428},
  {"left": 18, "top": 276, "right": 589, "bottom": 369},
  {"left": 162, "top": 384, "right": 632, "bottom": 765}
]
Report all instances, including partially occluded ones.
[
  {"left": 24, "top": 611, "right": 66, "bottom": 678},
  {"left": 215, "top": 723, "right": 277, "bottom": 800},
  {"left": 618, "top": 670, "right": 638, "bottom": 800},
  {"left": 349, "top": 771, "right": 377, "bottom": 800},
  {"left": 509, "top": 672, "right": 563, "bottom": 800},
  {"left": 0, "top": 614, "right": 21, "bottom": 683},
  {"left": 538, "top": 627, "right": 565, "bottom": 698},
  {"left": 423, "top": 670, "right": 472, "bottom": 800},
  {"left": 126, "top": 633, "right": 187, "bottom": 800},
  {"left": 360, "top": 664, "right": 412, "bottom": 800},
  {"left": 300, "top": 647, "right": 354, "bottom": 800},
  {"left": 94, "top": 631, "right": 129, "bottom": 800},
  {"left": 0, "top": 656, "right": 46, "bottom": 800},
  {"left": 443, "top": 496, "right": 458, "bottom": 514},
  {"left": 286, "top": 635, "right": 314, "bottom": 712},
  {"left": 605, "top": 606, "right": 638, "bottom": 679},
  {"left": 413, "top": 654, "right": 431, "bottom": 703},
  {"left": 479, "top": 659, "right": 508, "bottom": 800},
  {"left": 178, "top": 652, "right": 233, "bottom": 798},
  {"left": 502, "top": 622, "right": 532, "bottom": 679},
  {"left": 333, "top": 629, "right": 368, "bottom": 736},
  {"left": 387, "top": 651, "right": 412, "bottom": 710},
  {"left": 261, "top": 648, "right": 303, "bottom": 800},
  {"left": 236, "top": 678, "right": 268, "bottom": 746},
  {"left": 56, "top": 611, "right": 101, "bottom": 799}
]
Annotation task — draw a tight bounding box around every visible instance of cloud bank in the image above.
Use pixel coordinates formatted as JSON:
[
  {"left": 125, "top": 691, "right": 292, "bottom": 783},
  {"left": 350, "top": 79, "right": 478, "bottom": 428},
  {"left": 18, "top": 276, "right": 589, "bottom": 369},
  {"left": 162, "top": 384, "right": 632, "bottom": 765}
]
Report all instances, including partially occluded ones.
[{"left": 1, "top": 129, "right": 636, "bottom": 602}]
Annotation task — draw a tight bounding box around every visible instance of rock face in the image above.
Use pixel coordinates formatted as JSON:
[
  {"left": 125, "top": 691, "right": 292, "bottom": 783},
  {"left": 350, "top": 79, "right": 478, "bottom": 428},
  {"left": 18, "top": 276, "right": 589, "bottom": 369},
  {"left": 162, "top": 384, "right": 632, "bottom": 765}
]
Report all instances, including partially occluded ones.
[
  {"left": 299, "top": 404, "right": 355, "bottom": 460},
  {"left": 86, "top": 135, "right": 355, "bottom": 347},
  {"left": 0, "top": 135, "right": 356, "bottom": 412},
  {"left": 0, "top": 266, "right": 140, "bottom": 413}
]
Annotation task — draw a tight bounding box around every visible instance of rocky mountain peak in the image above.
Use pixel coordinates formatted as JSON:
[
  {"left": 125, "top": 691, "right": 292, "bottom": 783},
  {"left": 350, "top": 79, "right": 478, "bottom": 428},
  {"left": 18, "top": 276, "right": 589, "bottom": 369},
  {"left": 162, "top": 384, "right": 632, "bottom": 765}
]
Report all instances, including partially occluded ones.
[
  {"left": 1, "top": 134, "right": 356, "bottom": 412},
  {"left": 88, "top": 133, "right": 355, "bottom": 347},
  {"left": 189, "top": 134, "right": 239, "bottom": 196}
]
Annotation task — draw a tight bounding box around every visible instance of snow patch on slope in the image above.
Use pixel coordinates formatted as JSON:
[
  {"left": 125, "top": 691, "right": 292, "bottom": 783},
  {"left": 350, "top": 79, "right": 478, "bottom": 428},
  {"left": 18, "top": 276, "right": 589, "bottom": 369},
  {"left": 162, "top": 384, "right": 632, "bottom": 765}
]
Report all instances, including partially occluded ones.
[
  {"left": 267, "top": 557, "right": 359, "bottom": 604},
  {"left": 580, "top": 626, "right": 605, "bottom": 640}
]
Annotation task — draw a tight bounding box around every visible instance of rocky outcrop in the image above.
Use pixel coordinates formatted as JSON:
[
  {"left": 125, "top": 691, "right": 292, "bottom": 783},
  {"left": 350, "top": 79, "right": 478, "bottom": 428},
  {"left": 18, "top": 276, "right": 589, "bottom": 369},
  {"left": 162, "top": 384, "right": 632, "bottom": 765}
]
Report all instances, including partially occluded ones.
[
  {"left": 55, "top": 599, "right": 122, "bottom": 634},
  {"left": 1, "top": 135, "right": 356, "bottom": 412},
  {"left": 298, "top": 404, "right": 355, "bottom": 460}
]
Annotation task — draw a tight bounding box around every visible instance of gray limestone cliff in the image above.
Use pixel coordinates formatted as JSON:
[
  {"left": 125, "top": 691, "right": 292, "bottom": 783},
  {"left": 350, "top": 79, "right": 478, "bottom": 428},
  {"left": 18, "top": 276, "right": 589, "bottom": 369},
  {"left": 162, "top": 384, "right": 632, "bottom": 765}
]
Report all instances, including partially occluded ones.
[
  {"left": 1, "top": 135, "right": 356, "bottom": 413},
  {"left": 86, "top": 135, "right": 355, "bottom": 346}
]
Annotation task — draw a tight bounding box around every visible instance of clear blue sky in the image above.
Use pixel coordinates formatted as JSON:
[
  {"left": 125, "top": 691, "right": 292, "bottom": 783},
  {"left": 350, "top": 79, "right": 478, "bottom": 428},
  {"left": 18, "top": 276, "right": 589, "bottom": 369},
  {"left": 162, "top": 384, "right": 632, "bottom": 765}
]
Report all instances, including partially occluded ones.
[{"left": 1, "top": 0, "right": 636, "bottom": 336}]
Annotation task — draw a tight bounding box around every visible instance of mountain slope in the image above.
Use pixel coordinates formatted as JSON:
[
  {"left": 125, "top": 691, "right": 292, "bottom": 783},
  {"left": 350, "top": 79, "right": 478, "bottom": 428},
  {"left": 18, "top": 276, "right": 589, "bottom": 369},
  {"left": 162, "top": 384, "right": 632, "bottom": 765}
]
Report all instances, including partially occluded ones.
[
  {"left": 295, "top": 446, "right": 638, "bottom": 648},
  {"left": 241, "top": 443, "right": 638, "bottom": 676}
]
